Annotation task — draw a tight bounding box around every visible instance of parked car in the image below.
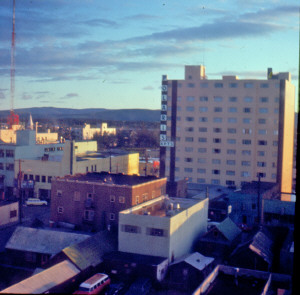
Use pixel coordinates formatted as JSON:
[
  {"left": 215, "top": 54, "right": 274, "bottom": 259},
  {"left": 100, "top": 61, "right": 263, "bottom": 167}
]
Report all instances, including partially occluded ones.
[
  {"left": 25, "top": 198, "right": 48, "bottom": 206},
  {"left": 74, "top": 273, "right": 110, "bottom": 294},
  {"left": 105, "top": 282, "right": 126, "bottom": 295},
  {"left": 124, "top": 278, "right": 152, "bottom": 295}
]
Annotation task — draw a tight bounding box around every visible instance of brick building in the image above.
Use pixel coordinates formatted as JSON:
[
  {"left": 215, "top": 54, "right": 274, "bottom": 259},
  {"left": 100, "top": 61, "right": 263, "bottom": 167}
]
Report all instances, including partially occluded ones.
[{"left": 50, "top": 172, "right": 167, "bottom": 231}]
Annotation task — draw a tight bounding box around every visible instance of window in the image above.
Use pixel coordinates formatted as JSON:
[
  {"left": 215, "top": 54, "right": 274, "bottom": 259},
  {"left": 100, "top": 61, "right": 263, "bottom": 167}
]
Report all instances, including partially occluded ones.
[
  {"left": 185, "top": 147, "right": 193, "bottom": 152},
  {"left": 136, "top": 196, "right": 139, "bottom": 204},
  {"left": 6, "top": 150, "right": 14, "bottom": 158},
  {"left": 214, "top": 82, "right": 223, "bottom": 88},
  {"left": 147, "top": 227, "right": 165, "bottom": 237},
  {"left": 184, "top": 168, "right": 193, "bottom": 173},
  {"left": 257, "top": 161, "right": 267, "bottom": 167},
  {"left": 260, "top": 97, "right": 268, "bottom": 102},
  {"left": 258, "top": 118, "right": 266, "bottom": 124},
  {"left": 227, "top": 149, "right": 236, "bottom": 155},
  {"left": 243, "top": 107, "right": 251, "bottom": 113},
  {"left": 184, "top": 157, "right": 193, "bottom": 162},
  {"left": 119, "top": 196, "right": 125, "bottom": 203},
  {"left": 242, "top": 161, "right": 251, "bottom": 166},
  {"left": 186, "top": 96, "right": 195, "bottom": 101},
  {"left": 212, "top": 169, "right": 220, "bottom": 175},
  {"left": 185, "top": 127, "right": 194, "bottom": 132},
  {"left": 84, "top": 210, "right": 95, "bottom": 221},
  {"left": 199, "top": 117, "right": 208, "bottom": 122},
  {"left": 198, "top": 148, "right": 207, "bottom": 153},
  {"left": 214, "top": 107, "right": 222, "bottom": 112},
  {"left": 259, "top": 108, "right": 268, "bottom": 114},
  {"left": 229, "top": 96, "right": 237, "bottom": 102},
  {"left": 10, "top": 210, "right": 17, "bottom": 218},
  {"left": 258, "top": 140, "right": 267, "bottom": 146},
  {"left": 211, "top": 179, "right": 220, "bottom": 185},
  {"left": 199, "top": 107, "right": 208, "bottom": 112},
  {"left": 213, "top": 138, "right": 221, "bottom": 143},
  {"left": 42, "top": 176, "right": 46, "bottom": 183},
  {"left": 273, "top": 141, "right": 278, "bottom": 146},
  {"left": 197, "top": 178, "right": 205, "bottom": 183},
  {"left": 186, "top": 106, "right": 195, "bottom": 112},
  {"left": 186, "top": 116, "right": 194, "bottom": 122},
  {"left": 6, "top": 163, "right": 14, "bottom": 171},
  {"left": 198, "top": 158, "right": 206, "bottom": 163},
  {"left": 109, "top": 213, "right": 115, "bottom": 220},
  {"left": 257, "top": 151, "right": 265, "bottom": 156},
  {"left": 241, "top": 171, "right": 250, "bottom": 177},
  {"left": 228, "top": 107, "right": 237, "bottom": 113},
  {"left": 199, "top": 127, "right": 207, "bottom": 132},
  {"left": 227, "top": 128, "right": 236, "bottom": 134},
  {"left": 197, "top": 168, "right": 206, "bottom": 173},
  {"left": 244, "top": 96, "right": 253, "bottom": 102},
  {"left": 242, "top": 150, "right": 251, "bottom": 156},
  {"left": 226, "top": 170, "right": 235, "bottom": 176},
  {"left": 227, "top": 160, "right": 236, "bottom": 165},
  {"left": 48, "top": 176, "right": 52, "bottom": 183},
  {"left": 122, "top": 225, "right": 141, "bottom": 233},
  {"left": 200, "top": 96, "right": 208, "bottom": 101},
  {"left": 227, "top": 139, "right": 236, "bottom": 144},
  {"left": 142, "top": 193, "right": 148, "bottom": 202},
  {"left": 74, "top": 191, "right": 81, "bottom": 202},
  {"left": 260, "top": 83, "right": 269, "bottom": 88},
  {"left": 198, "top": 137, "right": 207, "bottom": 143},
  {"left": 200, "top": 83, "right": 208, "bottom": 88},
  {"left": 110, "top": 195, "right": 115, "bottom": 202},
  {"left": 226, "top": 180, "right": 235, "bottom": 186},
  {"left": 213, "top": 128, "right": 222, "bottom": 133},
  {"left": 244, "top": 82, "right": 253, "bottom": 88},
  {"left": 0, "top": 163, "right": 3, "bottom": 170},
  {"left": 242, "top": 139, "right": 251, "bottom": 145},
  {"left": 258, "top": 129, "right": 267, "bottom": 135},
  {"left": 243, "top": 118, "right": 251, "bottom": 124},
  {"left": 187, "top": 83, "right": 195, "bottom": 88},
  {"left": 213, "top": 148, "right": 221, "bottom": 154},
  {"left": 57, "top": 190, "right": 62, "bottom": 197},
  {"left": 212, "top": 159, "right": 221, "bottom": 164},
  {"left": 213, "top": 117, "right": 222, "bottom": 123},
  {"left": 57, "top": 206, "right": 64, "bottom": 213},
  {"left": 229, "top": 83, "right": 238, "bottom": 88},
  {"left": 243, "top": 128, "right": 252, "bottom": 134},
  {"left": 185, "top": 137, "right": 194, "bottom": 142},
  {"left": 0, "top": 150, "right": 4, "bottom": 157},
  {"left": 228, "top": 118, "right": 237, "bottom": 123},
  {"left": 35, "top": 175, "right": 40, "bottom": 182},
  {"left": 214, "top": 96, "right": 223, "bottom": 102}
]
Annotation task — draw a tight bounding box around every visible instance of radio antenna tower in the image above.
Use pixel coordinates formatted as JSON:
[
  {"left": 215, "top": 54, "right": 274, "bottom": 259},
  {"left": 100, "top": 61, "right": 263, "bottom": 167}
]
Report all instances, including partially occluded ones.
[{"left": 8, "top": 0, "right": 19, "bottom": 128}]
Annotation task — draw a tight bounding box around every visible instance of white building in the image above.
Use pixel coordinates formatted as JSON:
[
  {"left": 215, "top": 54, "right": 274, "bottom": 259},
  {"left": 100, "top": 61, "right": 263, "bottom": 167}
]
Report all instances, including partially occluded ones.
[{"left": 118, "top": 195, "right": 208, "bottom": 261}]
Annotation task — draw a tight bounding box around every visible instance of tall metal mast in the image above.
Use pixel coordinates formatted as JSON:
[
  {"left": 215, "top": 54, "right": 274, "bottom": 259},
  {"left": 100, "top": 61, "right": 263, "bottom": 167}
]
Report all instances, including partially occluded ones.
[{"left": 8, "top": 0, "right": 19, "bottom": 128}]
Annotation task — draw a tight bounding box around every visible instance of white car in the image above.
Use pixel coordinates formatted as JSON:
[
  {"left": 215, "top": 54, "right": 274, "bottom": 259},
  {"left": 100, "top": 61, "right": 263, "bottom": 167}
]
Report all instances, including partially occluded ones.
[{"left": 25, "top": 198, "right": 48, "bottom": 206}]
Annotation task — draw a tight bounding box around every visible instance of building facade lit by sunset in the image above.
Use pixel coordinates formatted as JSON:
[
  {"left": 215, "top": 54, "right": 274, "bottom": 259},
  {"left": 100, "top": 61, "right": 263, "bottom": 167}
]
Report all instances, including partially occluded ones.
[{"left": 159, "top": 66, "right": 295, "bottom": 201}]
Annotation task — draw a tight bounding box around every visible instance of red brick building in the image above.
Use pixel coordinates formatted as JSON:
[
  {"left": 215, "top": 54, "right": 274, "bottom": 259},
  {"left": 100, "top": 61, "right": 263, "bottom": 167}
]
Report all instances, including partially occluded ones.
[{"left": 50, "top": 172, "right": 167, "bottom": 231}]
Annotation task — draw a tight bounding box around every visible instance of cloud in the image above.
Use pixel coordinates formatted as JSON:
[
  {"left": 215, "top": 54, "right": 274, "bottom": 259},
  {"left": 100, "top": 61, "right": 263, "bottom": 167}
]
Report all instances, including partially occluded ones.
[
  {"left": 60, "top": 93, "right": 79, "bottom": 100},
  {"left": 22, "top": 93, "right": 33, "bottom": 100},
  {"left": 142, "top": 86, "right": 155, "bottom": 91}
]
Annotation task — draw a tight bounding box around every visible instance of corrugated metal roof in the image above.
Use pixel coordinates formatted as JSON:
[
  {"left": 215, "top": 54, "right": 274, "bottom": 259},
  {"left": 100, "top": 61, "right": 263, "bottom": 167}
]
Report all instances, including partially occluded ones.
[
  {"left": 249, "top": 231, "right": 273, "bottom": 264},
  {"left": 5, "top": 226, "right": 90, "bottom": 255},
  {"left": 0, "top": 260, "right": 80, "bottom": 294},
  {"left": 63, "top": 230, "right": 117, "bottom": 270},
  {"left": 215, "top": 217, "right": 241, "bottom": 241}
]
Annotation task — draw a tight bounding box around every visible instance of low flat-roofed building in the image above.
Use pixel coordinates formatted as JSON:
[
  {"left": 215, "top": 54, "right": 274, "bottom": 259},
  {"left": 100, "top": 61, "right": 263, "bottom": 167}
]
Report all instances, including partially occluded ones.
[
  {"left": 5, "top": 226, "right": 90, "bottom": 268},
  {"left": 193, "top": 264, "right": 292, "bottom": 295},
  {"left": 118, "top": 195, "right": 208, "bottom": 261},
  {"left": 0, "top": 200, "right": 19, "bottom": 228},
  {"left": 0, "top": 260, "right": 81, "bottom": 294},
  {"left": 50, "top": 172, "right": 167, "bottom": 231}
]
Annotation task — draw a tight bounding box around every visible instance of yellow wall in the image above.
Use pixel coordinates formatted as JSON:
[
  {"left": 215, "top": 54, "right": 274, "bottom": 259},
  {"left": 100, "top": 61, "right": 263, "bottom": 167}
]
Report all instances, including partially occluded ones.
[{"left": 280, "top": 81, "right": 295, "bottom": 199}]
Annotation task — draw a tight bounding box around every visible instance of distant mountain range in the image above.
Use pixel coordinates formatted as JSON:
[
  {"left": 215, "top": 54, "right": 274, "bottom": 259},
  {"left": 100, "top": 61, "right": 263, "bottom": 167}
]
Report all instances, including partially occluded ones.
[{"left": 0, "top": 107, "right": 161, "bottom": 122}]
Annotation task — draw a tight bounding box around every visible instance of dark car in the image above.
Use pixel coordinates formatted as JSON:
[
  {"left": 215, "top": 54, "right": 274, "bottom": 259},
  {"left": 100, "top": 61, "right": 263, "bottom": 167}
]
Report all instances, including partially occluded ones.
[
  {"left": 105, "top": 282, "right": 126, "bottom": 295},
  {"left": 124, "top": 277, "right": 152, "bottom": 295}
]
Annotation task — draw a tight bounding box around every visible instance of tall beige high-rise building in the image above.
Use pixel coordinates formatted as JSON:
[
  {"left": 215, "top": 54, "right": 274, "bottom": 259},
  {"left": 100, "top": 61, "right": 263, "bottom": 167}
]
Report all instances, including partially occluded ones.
[{"left": 160, "top": 66, "right": 295, "bottom": 201}]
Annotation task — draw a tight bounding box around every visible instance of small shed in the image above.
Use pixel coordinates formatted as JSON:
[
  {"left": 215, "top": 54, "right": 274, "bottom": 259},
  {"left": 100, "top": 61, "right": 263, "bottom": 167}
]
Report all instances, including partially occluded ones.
[
  {"left": 196, "top": 217, "right": 241, "bottom": 258},
  {"left": 166, "top": 252, "right": 215, "bottom": 292}
]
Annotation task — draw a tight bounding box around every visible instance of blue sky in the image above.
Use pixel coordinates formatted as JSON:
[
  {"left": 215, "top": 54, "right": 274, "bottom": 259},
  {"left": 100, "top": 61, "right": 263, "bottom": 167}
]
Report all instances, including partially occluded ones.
[{"left": 0, "top": 0, "right": 299, "bottom": 110}]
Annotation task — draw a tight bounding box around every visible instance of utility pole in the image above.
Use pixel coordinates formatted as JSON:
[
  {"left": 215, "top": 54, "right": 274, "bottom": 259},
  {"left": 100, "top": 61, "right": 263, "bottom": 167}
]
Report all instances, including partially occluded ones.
[{"left": 17, "top": 159, "right": 24, "bottom": 224}]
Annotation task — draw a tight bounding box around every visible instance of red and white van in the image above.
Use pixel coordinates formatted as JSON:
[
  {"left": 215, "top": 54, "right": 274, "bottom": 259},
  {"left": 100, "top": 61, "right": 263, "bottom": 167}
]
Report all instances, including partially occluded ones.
[{"left": 74, "top": 273, "right": 110, "bottom": 294}]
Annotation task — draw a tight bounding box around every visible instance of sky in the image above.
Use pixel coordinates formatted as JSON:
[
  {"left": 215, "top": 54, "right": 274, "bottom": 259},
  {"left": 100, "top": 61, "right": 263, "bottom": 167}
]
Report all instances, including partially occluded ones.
[{"left": 0, "top": 0, "right": 299, "bottom": 110}]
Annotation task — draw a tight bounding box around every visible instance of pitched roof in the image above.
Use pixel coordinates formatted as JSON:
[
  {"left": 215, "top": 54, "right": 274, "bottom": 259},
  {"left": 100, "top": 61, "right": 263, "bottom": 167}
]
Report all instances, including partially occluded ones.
[
  {"left": 62, "top": 230, "right": 118, "bottom": 270},
  {"left": 249, "top": 231, "right": 273, "bottom": 264},
  {"left": 5, "top": 226, "right": 90, "bottom": 255},
  {"left": 215, "top": 217, "right": 241, "bottom": 241},
  {"left": 0, "top": 260, "right": 80, "bottom": 294}
]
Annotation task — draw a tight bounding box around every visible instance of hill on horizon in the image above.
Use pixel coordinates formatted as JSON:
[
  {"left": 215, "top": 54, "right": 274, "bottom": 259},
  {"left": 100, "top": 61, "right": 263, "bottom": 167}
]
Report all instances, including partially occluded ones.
[{"left": 0, "top": 107, "right": 161, "bottom": 122}]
